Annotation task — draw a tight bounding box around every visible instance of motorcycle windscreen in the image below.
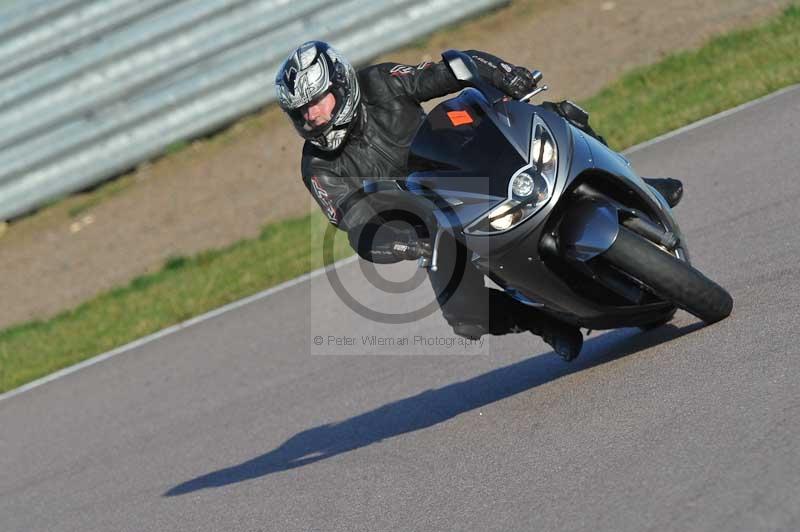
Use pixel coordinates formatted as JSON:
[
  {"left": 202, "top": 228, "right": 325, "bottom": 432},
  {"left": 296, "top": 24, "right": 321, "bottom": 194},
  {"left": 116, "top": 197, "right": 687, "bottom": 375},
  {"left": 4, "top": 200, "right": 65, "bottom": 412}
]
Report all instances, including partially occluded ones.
[{"left": 407, "top": 95, "right": 527, "bottom": 200}]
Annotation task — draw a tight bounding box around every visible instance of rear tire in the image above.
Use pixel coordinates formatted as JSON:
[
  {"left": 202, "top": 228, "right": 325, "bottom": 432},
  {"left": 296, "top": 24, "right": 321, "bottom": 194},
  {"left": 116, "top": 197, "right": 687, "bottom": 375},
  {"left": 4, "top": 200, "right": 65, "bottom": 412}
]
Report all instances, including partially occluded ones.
[{"left": 601, "top": 227, "right": 733, "bottom": 323}]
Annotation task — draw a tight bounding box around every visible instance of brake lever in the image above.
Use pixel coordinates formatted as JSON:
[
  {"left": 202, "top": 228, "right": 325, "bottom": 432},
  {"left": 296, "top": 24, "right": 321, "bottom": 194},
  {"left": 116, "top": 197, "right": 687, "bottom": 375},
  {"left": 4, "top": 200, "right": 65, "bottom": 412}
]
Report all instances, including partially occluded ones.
[
  {"left": 418, "top": 226, "right": 444, "bottom": 272},
  {"left": 520, "top": 84, "right": 549, "bottom": 103}
]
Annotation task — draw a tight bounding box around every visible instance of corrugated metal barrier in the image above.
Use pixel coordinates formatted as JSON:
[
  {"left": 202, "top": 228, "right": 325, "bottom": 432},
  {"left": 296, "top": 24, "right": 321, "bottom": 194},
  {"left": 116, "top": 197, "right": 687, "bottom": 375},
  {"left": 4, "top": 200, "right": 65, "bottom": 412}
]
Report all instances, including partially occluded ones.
[{"left": 0, "top": 0, "right": 507, "bottom": 220}]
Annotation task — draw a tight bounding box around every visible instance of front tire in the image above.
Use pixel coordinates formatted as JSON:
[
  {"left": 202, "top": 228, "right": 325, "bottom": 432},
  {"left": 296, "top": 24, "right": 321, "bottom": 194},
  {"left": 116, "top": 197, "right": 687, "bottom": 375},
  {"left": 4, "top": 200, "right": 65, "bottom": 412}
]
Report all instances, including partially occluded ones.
[{"left": 601, "top": 227, "right": 733, "bottom": 323}]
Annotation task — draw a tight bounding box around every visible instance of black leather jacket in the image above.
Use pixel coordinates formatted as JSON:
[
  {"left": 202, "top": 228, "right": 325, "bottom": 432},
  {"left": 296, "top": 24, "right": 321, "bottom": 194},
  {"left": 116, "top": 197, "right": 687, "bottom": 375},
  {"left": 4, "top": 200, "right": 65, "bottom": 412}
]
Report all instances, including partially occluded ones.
[{"left": 301, "top": 50, "right": 525, "bottom": 263}]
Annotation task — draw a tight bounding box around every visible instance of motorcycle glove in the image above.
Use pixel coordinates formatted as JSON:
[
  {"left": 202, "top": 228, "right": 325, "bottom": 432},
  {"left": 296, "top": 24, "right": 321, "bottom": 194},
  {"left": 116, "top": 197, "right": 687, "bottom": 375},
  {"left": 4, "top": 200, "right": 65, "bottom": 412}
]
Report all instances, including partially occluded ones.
[
  {"left": 390, "top": 239, "right": 432, "bottom": 261},
  {"left": 348, "top": 219, "right": 431, "bottom": 264},
  {"left": 496, "top": 66, "right": 536, "bottom": 100},
  {"left": 465, "top": 50, "right": 536, "bottom": 100}
]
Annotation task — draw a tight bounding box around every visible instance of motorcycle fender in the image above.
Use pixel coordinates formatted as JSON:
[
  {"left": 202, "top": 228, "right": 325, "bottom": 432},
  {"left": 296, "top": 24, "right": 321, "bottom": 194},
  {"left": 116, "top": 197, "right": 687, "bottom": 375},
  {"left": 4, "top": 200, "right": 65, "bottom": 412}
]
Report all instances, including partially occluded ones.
[{"left": 559, "top": 199, "right": 619, "bottom": 262}]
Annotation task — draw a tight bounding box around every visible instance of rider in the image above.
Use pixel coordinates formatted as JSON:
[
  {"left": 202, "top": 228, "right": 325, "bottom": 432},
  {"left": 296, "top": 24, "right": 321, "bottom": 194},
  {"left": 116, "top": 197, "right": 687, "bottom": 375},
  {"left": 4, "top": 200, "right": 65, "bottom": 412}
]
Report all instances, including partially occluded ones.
[{"left": 274, "top": 41, "right": 682, "bottom": 361}]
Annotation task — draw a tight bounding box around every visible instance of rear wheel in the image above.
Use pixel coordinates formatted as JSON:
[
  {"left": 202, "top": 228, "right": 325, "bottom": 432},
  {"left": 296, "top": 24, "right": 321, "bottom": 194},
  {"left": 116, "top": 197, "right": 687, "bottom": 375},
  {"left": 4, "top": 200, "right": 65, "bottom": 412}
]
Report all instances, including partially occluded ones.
[{"left": 601, "top": 227, "right": 732, "bottom": 323}]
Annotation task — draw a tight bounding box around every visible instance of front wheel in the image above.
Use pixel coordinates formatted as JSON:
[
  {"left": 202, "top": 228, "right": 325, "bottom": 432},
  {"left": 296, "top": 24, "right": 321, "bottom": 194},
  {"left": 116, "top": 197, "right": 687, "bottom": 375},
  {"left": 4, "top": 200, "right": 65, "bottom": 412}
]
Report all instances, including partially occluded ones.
[{"left": 601, "top": 227, "right": 733, "bottom": 323}]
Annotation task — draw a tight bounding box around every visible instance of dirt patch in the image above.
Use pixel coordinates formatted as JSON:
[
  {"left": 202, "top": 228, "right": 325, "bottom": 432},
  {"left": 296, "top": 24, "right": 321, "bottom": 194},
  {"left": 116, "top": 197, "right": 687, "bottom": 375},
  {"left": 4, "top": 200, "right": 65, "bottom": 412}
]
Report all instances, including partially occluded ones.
[{"left": 0, "top": 0, "right": 790, "bottom": 329}]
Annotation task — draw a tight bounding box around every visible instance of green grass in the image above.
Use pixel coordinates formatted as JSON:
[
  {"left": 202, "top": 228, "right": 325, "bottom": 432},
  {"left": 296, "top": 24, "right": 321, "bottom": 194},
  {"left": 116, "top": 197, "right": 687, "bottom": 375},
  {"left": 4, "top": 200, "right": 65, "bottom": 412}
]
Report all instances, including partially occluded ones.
[
  {"left": 0, "top": 213, "right": 352, "bottom": 392},
  {"left": 2, "top": 6, "right": 800, "bottom": 394},
  {"left": 584, "top": 5, "right": 800, "bottom": 150}
]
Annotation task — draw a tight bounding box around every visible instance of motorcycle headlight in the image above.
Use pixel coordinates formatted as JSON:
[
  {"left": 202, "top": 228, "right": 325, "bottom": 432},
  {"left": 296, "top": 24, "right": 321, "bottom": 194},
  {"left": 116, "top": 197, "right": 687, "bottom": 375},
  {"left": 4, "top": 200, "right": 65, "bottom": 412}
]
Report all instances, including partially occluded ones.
[
  {"left": 487, "top": 200, "right": 523, "bottom": 230},
  {"left": 467, "top": 115, "right": 558, "bottom": 235}
]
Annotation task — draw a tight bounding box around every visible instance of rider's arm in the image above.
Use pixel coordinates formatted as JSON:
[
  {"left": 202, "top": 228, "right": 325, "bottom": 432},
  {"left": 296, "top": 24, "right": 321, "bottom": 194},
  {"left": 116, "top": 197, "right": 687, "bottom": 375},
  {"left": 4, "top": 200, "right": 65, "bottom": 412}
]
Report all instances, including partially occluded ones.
[
  {"left": 370, "top": 49, "right": 535, "bottom": 103},
  {"left": 302, "top": 157, "right": 426, "bottom": 264},
  {"left": 301, "top": 162, "right": 348, "bottom": 227}
]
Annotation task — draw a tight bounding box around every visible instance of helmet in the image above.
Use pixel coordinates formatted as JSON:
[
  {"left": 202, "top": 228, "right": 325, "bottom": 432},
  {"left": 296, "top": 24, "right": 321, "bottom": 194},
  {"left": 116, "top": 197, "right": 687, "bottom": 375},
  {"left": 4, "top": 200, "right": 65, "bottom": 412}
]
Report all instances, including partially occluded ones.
[{"left": 275, "top": 41, "right": 361, "bottom": 151}]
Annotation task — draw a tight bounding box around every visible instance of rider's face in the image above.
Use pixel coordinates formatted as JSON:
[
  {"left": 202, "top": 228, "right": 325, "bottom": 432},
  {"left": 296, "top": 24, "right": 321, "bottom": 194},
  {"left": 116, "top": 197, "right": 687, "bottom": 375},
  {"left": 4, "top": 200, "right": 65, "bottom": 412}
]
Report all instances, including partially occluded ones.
[{"left": 301, "top": 91, "right": 336, "bottom": 128}]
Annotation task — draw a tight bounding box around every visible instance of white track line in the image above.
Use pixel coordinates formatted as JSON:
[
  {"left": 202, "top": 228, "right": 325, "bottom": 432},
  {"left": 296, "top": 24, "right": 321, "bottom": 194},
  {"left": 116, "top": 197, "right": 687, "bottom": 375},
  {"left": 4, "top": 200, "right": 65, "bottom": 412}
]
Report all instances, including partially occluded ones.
[
  {"left": 2, "top": 84, "right": 798, "bottom": 403},
  {"left": 0, "top": 255, "right": 358, "bottom": 403}
]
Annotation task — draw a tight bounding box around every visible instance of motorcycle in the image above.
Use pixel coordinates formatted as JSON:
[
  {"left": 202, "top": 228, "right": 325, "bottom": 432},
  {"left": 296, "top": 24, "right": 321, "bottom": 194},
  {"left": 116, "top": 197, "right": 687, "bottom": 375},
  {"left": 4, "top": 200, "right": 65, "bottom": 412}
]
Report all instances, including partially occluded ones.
[{"left": 364, "top": 50, "right": 732, "bottom": 332}]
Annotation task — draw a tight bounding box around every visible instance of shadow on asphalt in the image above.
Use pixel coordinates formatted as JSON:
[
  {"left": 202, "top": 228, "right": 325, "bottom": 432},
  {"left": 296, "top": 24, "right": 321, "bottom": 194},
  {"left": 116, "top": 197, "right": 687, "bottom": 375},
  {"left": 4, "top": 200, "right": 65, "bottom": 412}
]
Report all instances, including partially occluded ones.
[{"left": 164, "top": 321, "right": 704, "bottom": 497}]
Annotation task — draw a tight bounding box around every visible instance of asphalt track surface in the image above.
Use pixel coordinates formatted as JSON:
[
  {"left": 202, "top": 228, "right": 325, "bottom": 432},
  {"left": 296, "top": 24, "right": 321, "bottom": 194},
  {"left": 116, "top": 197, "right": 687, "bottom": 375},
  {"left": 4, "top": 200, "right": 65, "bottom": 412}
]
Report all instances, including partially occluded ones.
[{"left": 2, "top": 87, "right": 800, "bottom": 532}]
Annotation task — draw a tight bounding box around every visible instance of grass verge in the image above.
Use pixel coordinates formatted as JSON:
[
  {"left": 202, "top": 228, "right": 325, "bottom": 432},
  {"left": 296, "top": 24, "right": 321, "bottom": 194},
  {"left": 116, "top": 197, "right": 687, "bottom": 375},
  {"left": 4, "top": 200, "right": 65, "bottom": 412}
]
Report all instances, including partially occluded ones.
[
  {"left": 585, "top": 5, "right": 800, "bottom": 149},
  {"left": 0, "top": 213, "right": 352, "bottom": 391},
  {"left": 2, "top": 5, "right": 799, "bottom": 394}
]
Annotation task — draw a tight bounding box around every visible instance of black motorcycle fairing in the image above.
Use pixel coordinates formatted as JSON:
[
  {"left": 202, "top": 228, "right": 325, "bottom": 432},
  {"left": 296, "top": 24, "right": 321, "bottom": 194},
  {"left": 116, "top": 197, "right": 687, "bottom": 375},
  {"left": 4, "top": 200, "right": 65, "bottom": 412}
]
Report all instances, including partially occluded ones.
[
  {"left": 577, "top": 132, "right": 687, "bottom": 258},
  {"left": 405, "top": 87, "right": 533, "bottom": 243},
  {"left": 403, "top": 172, "right": 507, "bottom": 235},
  {"left": 407, "top": 90, "right": 581, "bottom": 259},
  {"left": 398, "top": 51, "right": 690, "bottom": 328},
  {"left": 424, "top": 50, "right": 686, "bottom": 255},
  {"left": 407, "top": 89, "right": 528, "bottom": 182},
  {"left": 469, "top": 214, "right": 675, "bottom": 329},
  {"left": 558, "top": 199, "right": 620, "bottom": 262},
  {"left": 477, "top": 127, "right": 684, "bottom": 326}
]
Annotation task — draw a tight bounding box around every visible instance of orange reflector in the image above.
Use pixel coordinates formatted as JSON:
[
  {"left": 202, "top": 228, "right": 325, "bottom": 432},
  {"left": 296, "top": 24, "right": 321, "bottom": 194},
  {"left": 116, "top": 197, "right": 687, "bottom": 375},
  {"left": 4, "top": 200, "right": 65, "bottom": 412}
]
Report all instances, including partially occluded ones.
[{"left": 447, "top": 110, "right": 473, "bottom": 126}]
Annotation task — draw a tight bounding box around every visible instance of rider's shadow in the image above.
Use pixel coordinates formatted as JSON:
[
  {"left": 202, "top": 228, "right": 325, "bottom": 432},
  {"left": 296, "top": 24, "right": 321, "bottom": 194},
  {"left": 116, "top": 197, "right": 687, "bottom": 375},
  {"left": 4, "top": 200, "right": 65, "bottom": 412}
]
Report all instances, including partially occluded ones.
[{"left": 164, "top": 322, "right": 703, "bottom": 497}]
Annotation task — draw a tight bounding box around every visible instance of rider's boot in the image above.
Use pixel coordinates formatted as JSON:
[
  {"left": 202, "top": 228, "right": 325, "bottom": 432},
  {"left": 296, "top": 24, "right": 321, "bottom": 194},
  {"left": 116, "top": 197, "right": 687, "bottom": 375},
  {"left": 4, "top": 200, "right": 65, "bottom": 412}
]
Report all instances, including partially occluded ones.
[
  {"left": 451, "top": 292, "right": 584, "bottom": 362},
  {"left": 512, "top": 307, "right": 584, "bottom": 362},
  {"left": 643, "top": 177, "right": 683, "bottom": 208},
  {"left": 539, "top": 323, "right": 584, "bottom": 362}
]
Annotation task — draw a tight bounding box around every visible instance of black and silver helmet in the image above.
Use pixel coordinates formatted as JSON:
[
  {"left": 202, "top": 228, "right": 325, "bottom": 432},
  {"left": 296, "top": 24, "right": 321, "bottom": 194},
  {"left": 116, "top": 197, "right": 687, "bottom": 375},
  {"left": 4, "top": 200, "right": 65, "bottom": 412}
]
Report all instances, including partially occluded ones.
[{"left": 275, "top": 41, "right": 361, "bottom": 151}]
